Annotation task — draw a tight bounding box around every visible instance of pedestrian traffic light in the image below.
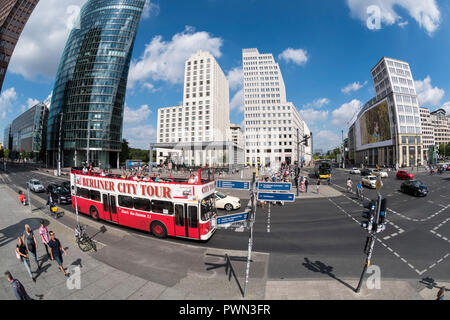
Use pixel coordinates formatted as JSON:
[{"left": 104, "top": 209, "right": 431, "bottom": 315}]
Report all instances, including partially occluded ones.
[{"left": 361, "top": 200, "right": 376, "bottom": 231}]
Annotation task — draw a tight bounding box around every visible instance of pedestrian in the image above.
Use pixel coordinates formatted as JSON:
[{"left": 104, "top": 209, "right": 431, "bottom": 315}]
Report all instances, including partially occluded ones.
[
  {"left": 305, "top": 177, "right": 309, "bottom": 193},
  {"left": 48, "top": 231, "right": 69, "bottom": 277},
  {"left": 15, "top": 237, "right": 34, "bottom": 282},
  {"left": 4, "top": 271, "right": 32, "bottom": 300},
  {"left": 22, "top": 224, "right": 40, "bottom": 271},
  {"left": 437, "top": 287, "right": 445, "bottom": 300},
  {"left": 39, "top": 220, "right": 51, "bottom": 258},
  {"left": 316, "top": 178, "right": 321, "bottom": 194}
]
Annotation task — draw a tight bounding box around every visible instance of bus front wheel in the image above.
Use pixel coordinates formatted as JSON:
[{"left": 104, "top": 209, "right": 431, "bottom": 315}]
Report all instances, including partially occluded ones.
[
  {"left": 151, "top": 222, "right": 167, "bottom": 239},
  {"left": 90, "top": 206, "right": 99, "bottom": 221}
]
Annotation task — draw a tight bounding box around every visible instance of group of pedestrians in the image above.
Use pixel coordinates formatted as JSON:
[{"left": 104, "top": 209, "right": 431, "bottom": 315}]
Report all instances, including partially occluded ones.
[{"left": 5, "top": 221, "right": 69, "bottom": 300}]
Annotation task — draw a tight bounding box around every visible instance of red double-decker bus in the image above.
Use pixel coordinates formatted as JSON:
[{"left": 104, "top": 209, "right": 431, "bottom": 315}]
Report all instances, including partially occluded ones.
[{"left": 70, "top": 168, "right": 217, "bottom": 240}]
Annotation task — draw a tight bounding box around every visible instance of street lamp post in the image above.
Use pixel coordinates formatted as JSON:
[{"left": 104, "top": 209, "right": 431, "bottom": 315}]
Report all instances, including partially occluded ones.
[{"left": 57, "top": 113, "right": 63, "bottom": 176}]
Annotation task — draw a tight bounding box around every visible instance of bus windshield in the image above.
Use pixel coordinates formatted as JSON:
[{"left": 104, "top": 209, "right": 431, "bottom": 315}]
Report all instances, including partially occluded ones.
[{"left": 201, "top": 194, "right": 216, "bottom": 221}]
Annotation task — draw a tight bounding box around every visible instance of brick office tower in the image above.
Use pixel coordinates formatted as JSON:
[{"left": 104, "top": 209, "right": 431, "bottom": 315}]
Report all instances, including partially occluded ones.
[{"left": 0, "top": 0, "right": 39, "bottom": 92}]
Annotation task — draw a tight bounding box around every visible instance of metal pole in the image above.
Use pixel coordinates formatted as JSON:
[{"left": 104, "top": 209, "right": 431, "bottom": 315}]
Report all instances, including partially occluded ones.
[
  {"left": 243, "top": 172, "right": 256, "bottom": 298},
  {"left": 74, "top": 173, "right": 79, "bottom": 227},
  {"left": 87, "top": 120, "right": 90, "bottom": 166},
  {"left": 296, "top": 129, "right": 300, "bottom": 196},
  {"left": 27, "top": 186, "right": 32, "bottom": 213},
  {"left": 356, "top": 234, "right": 376, "bottom": 292},
  {"left": 342, "top": 130, "right": 345, "bottom": 169},
  {"left": 57, "top": 113, "right": 63, "bottom": 176}
]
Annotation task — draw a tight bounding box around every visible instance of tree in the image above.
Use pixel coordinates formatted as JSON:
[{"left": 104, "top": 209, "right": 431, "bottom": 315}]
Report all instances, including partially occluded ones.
[
  {"left": 0, "top": 148, "right": 3, "bottom": 159},
  {"left": 120, "top": 139, "right": 130, "bottom": 164}
]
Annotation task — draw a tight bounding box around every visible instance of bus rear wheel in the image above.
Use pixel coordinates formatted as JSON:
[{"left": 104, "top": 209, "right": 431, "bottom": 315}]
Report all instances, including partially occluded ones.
[
  {"left": 90, "top": 206, "right": 99, "bottom": 221},
  {"left": 151, "top": 222, "right": 167, "bottom": 239}
]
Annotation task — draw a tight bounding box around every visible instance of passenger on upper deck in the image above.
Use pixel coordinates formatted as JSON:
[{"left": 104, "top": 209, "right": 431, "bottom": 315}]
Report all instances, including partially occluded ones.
[
  {"left": 82, "top": 166, "right": 88, "bottom": 174},
  {"left": 188, "top": 174, "right": 198, "bottom": 184}
]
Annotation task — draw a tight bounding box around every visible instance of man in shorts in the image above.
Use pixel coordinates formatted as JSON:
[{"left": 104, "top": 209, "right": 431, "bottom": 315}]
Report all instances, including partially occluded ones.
[{"left": 48, "top": 231, "right": 69, "bottom": 277}]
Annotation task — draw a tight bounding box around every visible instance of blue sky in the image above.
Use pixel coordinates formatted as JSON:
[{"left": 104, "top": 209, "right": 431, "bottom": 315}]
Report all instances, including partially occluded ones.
[{"left": 1, "top": 0, "right": 450, "bottom": 151}]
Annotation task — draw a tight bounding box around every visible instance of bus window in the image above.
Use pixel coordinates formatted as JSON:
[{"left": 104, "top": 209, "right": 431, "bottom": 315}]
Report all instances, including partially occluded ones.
[
  {"left": 90, "top": 190, "right": 101, "bottom": 202},
  {"left": 110, "top": 195, "right": 117, "bottom": 214},
  {"left": 189, "top": 206, "right": 198, "bottom": 228},
  {"left": 151, "top": 200, "right": 174, "bottom": 215},
  {"left": 134, "top": 198, "right": 151, "bottom": 212},
  {"left": 118, "top": 195, "right": 133, "bottom": 208},
  {"left": 175, "top": 204, "right": 184, "bottom": 226},
  {"left": 200, "top": 195, "right": 215, "bottom": 221},
  {"left": 103, "top": 194, "right": 109, "bottom": 212},
  {"left": 78, "top": 188, "right": 89, "bottom": 199}
]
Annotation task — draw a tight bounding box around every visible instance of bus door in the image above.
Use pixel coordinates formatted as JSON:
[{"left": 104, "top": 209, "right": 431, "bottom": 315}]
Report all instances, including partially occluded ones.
[
  {"left": 174, "top": 203, "right": 200, "bottom": 239},
  {"left": 102, "top": 194, "right": 119, "bottom": 223}
]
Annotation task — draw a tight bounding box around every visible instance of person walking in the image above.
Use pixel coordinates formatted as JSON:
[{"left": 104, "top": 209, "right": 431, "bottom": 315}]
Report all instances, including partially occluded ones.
[
  {"left": 22, "top": 224, "right": 40, "bottom": 271},
  {"left": 46, "top": 192, "right": 54, "bottom": 213},
  {"left": 4, "top": 271, "right": 32, "bottom": 300},
  {"left": 305, "top": 177, "right": 309, "bottom": 193},
  {"left": 437, "top": 287, "right": 445, "bottom": 300},
  {"left": 48, "top": 231, "right": 69, "bottom": 277},
  {"left": 15, "top": 237, "right": 34, "bottom": 282},
  {"left": 39, "top": 220, "right": 50, "bottom": 259},
  {"left": 316, "top": 178, "right": 321, "bottom": 194}
]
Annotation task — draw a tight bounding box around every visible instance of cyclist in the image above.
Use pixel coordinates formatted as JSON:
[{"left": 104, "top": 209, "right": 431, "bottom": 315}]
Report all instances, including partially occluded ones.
[
  {"left": 346, "top": 178, "right": 353, "bottom": 193},
  {"left": 356, "top": 181, "right": 363, "bottom": 200}
]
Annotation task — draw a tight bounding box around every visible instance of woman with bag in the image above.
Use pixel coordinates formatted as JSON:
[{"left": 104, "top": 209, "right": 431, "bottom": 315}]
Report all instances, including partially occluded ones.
[
  {"left": 22, "top": 224, "right": 40, "bottom": 271},
  {"left": 15, "top": 237, "right": 35, "bottom": 282}
]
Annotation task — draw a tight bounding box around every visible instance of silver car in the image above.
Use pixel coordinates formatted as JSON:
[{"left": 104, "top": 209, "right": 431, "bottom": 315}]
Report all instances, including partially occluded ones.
[{"left": 28, "top": 179, "right": 45, "bottom": 193}]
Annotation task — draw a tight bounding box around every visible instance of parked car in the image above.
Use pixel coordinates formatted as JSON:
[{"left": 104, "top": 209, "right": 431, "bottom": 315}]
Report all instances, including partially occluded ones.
[
  {"left": 396, "top": 170, "right": 414, "bottom": 180},
  {"left": 362, "top": 175, "right": 377, "bottom": 189},
  {"left": 27, "top": 179, "right": 45, "bottom": 193},
  {"left": 214, "top": 191, "right": 241, "bottom": 212},
  {"left": 349, "top": 168, "right": 361, "bottom": 174},
  {"left": 47, "top": 184, "right": 72, "bottom": 204},
  {"left": 360, "top": 169, "right": 373, "bottom": 176},
  {"left": 400, "top": 180, "right": 428, "bottom": 197},
  {"left": 372, "top": 169, "right": 388, "bottom": 178},
  {"left": 61, "top": 181, "right": 71, "bottom": 190}
]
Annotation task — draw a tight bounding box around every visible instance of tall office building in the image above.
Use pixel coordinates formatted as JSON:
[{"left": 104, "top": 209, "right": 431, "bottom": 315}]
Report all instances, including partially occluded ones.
[
  {"left": 430, "top": 109, "right": 450, "bottom": 147},
  {"left": 419, "top": 107, "right": 435, "bottom": 162},
  {"left": 0, "top": 0, "right": 39, "bottom": 92},
  {"left": 242, "top": 48, "right": 305, "bottom": 167},
  {"left": 47, "top": 0, "right": 146, "bottom": 169},
  {"left": 348, "top": 57, "right": 422, "bottom": 167},
  {"left": 155, "top": 50, "right": 238, "bottom": 167}
]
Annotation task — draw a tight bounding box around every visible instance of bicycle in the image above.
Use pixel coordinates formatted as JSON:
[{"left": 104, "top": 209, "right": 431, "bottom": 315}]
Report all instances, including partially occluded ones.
[
  {"left": 74, "top": 224, "right": 97, "bottom": 252},
  {"left": 356, "top": 186, "right": 364, "bottom": 201}
]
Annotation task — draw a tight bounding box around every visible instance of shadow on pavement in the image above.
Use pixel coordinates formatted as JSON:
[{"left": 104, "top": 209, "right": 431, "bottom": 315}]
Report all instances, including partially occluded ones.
[
  {"left": 205, "top": 253, "right": 249, "bottom": 297},
  {"left": 0, "top": 218, "right": 49, "bottom": 248},
  {"left": 302, "top": 257, "right": 356, "bottom": 292},
  {"left": 420, "top": 277, "right": 449, "bottom": 291}
]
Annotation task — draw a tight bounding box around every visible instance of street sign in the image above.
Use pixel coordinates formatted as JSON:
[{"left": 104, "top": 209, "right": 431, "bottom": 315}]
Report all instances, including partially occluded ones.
[
  {"left": 216, "top": 212, "right": 249, "bottom": 225},
  {"left": 376, "top": 176, "right": 383, "bottom": 192},
  {"left": 216, "top": 180, "right": 251, "bottom": 190},
  {"left": 257, "top": 192, "right": 295, "bottom": 202},
  {"left": 257, "top": 182, "right": 291, "bottom": 191}
]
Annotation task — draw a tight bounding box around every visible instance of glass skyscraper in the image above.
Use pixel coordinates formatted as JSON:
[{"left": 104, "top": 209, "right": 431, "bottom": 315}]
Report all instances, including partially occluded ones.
[{"left": 47, "top": 0, "right": 146, "bottom": 168}]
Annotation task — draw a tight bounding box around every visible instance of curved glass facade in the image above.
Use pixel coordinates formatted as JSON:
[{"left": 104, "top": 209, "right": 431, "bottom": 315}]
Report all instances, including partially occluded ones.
[{"left": 47, "top": 0, "right": 145, "bottom": 168}]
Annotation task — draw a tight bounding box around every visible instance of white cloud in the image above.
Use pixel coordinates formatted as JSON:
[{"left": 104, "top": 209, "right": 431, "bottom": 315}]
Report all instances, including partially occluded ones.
[
  {"left": 415, "top": 76, "right": 445, "bottom": 106},
  {"left": 27, "top": 98, "right": 40, "bottom": 109},
  {"left": 314, "top": 130, "right": 342, "bottom": 152},
  {"left": 442, "top": 101, "right": 450, "bottom": 114},
  {"left": 230, "top": 89, "right": 244, "bottom": 112},
  {"left": 142, "top": 0, "right": 160, "bottom": 19},
  {"left": 128, "top": 26, "right": 223, "bottom": 88},
  {"left": 0, "top": 87, "right": 18, "bottom": 119},
  {"left": 124, "top": 104, "right": 152, "bottom": 125},
  {"left": 346, "top": 0, "right": 441, "bottom": 35},
  {"left": 123, "top": 124, "right": 156, "bottom": 149},
  {"left": 299, "top": 108, "right": 329, "bottom": 124},
  {"left": 9, "top": 0, "right": 88, "bottom": 80},
  {"left": 227, "top": 67, "right": 243, "bottom": 91},
  {"left": 331, "top": 99, "right": 363, "bottom": 127},
  {"left": 302, "top": 98, "right": 330, "bottom": 109},
  {"left": 341, "top": 81, "right": 368, "bottom": 94},
  {"left": 278, "top": 48, "right": 308, "bottom": 66}
]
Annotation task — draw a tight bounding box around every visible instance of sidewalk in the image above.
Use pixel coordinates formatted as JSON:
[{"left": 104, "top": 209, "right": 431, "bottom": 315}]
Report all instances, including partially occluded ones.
[{"left": 0, "top": 176, "right": 446, "bottom": 300}]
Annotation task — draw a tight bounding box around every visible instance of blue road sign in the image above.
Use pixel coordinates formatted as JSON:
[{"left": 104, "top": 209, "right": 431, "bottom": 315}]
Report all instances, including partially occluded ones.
[
  {"left": 257, "top": 182, "right": 291, "bottom": 191},
  {"left": 216, "top": 180, "right": 250, "bottom": 190},
  {"left": 216, "top": 212, "right": 249, "bottom": 225},
  {"left": 257, "top": 192, "right": 295, "bottom": 202}
]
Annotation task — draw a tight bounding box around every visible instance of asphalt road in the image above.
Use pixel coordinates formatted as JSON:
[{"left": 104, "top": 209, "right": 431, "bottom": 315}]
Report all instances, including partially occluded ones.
[{"left": 1, "top": 163, "right": 449, "bottom": 283}]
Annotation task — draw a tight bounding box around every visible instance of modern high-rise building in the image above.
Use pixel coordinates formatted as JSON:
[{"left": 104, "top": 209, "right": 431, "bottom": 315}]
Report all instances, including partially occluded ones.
[
  {"left": 0, "top": 0, "right": 39, "bottom": 92},
  {"left": 242, "top": 48, "right": 305, "bottom": 167},
  {"left": 3, "top": 123, "right": 11, "bottom": 150},
  {"left": 154, "top": 50, "right": 243, "bottom": 168},
  {"left": 47, "top": 0, "right": 146, "bottom": 169},
  {"left": 230, "top": 123, "right": 244, "bottom": 148},
  {"left": 348, "top": 57, "right": 422, "bottom": 167},
  {"left": 419, "top": 107, "right": 435, "bottom": 162}
]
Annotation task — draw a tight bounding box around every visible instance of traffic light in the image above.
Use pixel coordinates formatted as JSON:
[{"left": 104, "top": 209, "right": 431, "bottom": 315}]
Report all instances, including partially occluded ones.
[
  {"left": 374, "top": 198, "right": 387, "bottom": 233},
  {"left": 303, "top": 135, "right": 309, "bottom": 147},
  {"left": 361, "top": 200, "right": 376, "bottom": 231}
]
